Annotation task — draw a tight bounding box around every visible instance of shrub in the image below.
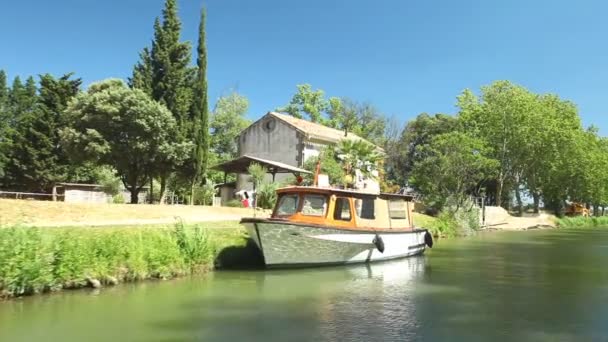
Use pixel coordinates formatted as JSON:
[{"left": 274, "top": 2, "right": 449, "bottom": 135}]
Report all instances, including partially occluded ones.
[
  {"left": 256, "top": 182, "right": 278, "bottom": 209},
  {"left": 0, "top": 223, "right": 238, "bottom": 299}
]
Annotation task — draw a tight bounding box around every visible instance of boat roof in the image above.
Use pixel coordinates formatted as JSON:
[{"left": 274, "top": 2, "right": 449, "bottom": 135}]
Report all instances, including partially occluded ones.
[{"left": 276, "top": 186, "right": 414, "bottom": 201}]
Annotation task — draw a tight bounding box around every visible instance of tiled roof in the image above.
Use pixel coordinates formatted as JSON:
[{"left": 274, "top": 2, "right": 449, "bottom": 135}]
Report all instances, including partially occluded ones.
[{"left": 268, "top": 112, "right": 377, "bottom": 147}]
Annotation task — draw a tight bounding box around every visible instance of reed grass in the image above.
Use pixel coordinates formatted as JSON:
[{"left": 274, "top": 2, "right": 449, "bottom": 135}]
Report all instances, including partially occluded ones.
[
  {"left": 0, "top": 222, "right": 247, "bottom": 298},
  {"left": 557, "top": 216, "right": 608, "bottom": 228}
]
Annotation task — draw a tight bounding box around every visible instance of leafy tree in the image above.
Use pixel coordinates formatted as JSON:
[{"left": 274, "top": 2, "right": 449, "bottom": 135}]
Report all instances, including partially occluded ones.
[
  {"left": 458, "top": 81, "right": 537, "bottom": 208},
  {"left": 3, "top": 73, "right": 88, "bottom": 191},
  {"left": 61, "top": 79, "right": 191, "bottom": 204},
  {"left": 389, "top": 113, "right": 458, "bottom": 186},
  {"left": 131, "top": 0, "right": 193, "bottom": 203},
  {"left": 336, "top": 139, "right": 382, "bottom": 187},
  {"left": 410, "top": 132, "right": 498, "bottom": 211},
  {"left": 303, "top": 147, "right": 345, "bottom": 186},
  {"left": 277, "top": 84, "right": 327, "bottom": 123},
  {"left": 210, "top": 92, "right": 250, "bottom": 160}
]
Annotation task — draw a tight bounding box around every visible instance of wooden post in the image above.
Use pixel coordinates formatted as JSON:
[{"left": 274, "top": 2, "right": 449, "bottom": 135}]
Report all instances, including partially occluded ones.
[{"left": 52, "top": 185, "right": 57, "bottom": 202}]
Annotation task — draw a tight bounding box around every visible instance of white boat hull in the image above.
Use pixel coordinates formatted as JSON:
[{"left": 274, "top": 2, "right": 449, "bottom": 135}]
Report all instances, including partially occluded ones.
[{"left": 243, "top": 220, "right": 431, "bottom": 268}]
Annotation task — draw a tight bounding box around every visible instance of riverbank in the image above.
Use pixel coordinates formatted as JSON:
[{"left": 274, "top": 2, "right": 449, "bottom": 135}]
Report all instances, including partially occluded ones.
[
  {"left": 0, "top": 222, "right": 250, "bottom": 299},
  {"left": 557, "top": 216, "right": 608, "bottom": 228}
]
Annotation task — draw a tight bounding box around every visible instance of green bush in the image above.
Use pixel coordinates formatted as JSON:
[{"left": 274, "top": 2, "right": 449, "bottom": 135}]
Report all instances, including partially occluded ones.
[
  {"left": 0, "top": 223, "right": 235, "bottom": 299},
  {"left": 256, "top": 182, "right": 278, "bottom": 209},
  {"left": 557, "top": 216, "right": 608, "bottom": 228},
  {"left": 225, "top": 199, "right": 243, "bottom": 207}
]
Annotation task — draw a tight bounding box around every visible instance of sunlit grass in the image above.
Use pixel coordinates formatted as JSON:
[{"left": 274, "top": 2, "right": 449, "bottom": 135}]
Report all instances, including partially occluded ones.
[
  {"left": 557, "top": 216, "right": 608, "bottom": 228},
  {"left": 0, "top": 222, "right": 247, "bottom": 298}
]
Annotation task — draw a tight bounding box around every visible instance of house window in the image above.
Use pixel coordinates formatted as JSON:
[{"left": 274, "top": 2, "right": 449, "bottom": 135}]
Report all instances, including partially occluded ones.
[
  {"left": 275, "top": 194, "right": 299, "bottom": 216},
  {"left": 355, "top": 198, "right": 375, "bottom": 219},
  {"left": 263, "top": 118, "right": 276, "bottom": 132},
  {"left": 301, "top": 194, "right": 327, "bottom": 216},
  {"left": 333, "top": 197, "right": 352, "bottom": 221}
]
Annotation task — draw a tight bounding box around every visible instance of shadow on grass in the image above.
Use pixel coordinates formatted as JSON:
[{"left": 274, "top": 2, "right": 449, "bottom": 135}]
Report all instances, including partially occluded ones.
[{"left": 214, "top": 238, "right": 265, "bottom": 270}]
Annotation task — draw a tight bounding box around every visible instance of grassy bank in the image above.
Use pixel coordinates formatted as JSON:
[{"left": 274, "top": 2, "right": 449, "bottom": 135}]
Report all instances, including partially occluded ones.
[
  {"left": 557, "top": 216, "right": 608, "bottom": 228},
  {"left": 0, "top": 222, "right": 248, "bottom": 299}
]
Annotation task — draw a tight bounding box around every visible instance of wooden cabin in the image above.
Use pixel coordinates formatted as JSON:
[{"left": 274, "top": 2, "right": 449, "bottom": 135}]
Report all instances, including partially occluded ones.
[{"left": 270, "top": 186, "right": 414, "bottom": 231}]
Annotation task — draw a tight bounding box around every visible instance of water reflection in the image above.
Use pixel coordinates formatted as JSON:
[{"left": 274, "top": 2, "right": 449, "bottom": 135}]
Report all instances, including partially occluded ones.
[{"left": 3, "top": 230, "right": 608, "bottom": 342}]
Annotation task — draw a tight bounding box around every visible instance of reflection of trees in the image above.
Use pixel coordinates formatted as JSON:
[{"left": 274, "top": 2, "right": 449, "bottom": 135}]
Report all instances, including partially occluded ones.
[{"left": 415, "top": 230, "right": 608, "bottom": 340}]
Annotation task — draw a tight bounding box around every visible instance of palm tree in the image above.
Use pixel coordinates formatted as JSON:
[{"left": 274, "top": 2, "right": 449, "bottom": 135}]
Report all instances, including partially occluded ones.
[{"left": 336, "top": 139, "right": 382, "bottom": 187}]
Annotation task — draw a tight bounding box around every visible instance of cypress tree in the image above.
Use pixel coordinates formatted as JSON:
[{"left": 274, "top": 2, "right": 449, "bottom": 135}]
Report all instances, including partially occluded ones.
[
  {"left": 0, "top": 71, "right": 8, "bottom": 180},
  {"left": 4, "top": 74, "right": 81, "bottom": 192},
  {"left": 0, "top": 70, "right": 7, "bottom": 109},
  {"left": 188, "top": 7, "right": 210, "bottom": 203},
  {"left": 131, "top": 0, "right": 193, "bottom": 203}
]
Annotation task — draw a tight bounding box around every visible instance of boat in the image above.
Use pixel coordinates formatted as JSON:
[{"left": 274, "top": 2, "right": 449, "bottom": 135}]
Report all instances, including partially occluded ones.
[{"left": 241, "top": 184, "right": 433, "bottom": 268}]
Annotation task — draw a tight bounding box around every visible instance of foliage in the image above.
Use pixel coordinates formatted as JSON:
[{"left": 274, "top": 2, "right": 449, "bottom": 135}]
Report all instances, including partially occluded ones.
[
  {"left": 277, "top": 85, "right": 387, "bottom": 145},
  {"left": 247, "top": 162, "right": 267, "bottom": 190},
  {"left": 225, "top": 199, "right": 243, "bottom": 207},
  {"left": 60, "top": 79, "right": 192, "bottom": 204},
  {"left": 411, "top": 132, "right": 498, "bottom": 211},
  {"left": 130, "top": 0, "right": 195, "bottom": 203},
  {"left": 0, "top": 223, "right": 245, "bottom": 298},
  {"left": 302, "top": 147, "right": 345, "bottom": 186},
  {"left": 1, "top": 73, "right": 82, "bottom": 192},
  {"left": 192, "top": 7, "right": 210, "bottom": 188},
  {"left": 557, "top": 216, "right": 608, "bottom": 228},
  {"left": 210, "top": 92, "right": 250, "bottom": 160},
  {"left": 256, "top": 182, "right": 278, "bottom": 209},
  {"left": 192, "top": 182, "right": 215, "bottom": 205},
  {"left": 92, "top": 166, "right": 122, "bottom": 196},
  {"left": 336, "top": 139, "right": 382, "bottom": 181},
  {"left": 277, "top": 84, "right": 327, "bottom": 123},
  {"left": 388, "top": 113, "right": 458, "bottom": 185}
]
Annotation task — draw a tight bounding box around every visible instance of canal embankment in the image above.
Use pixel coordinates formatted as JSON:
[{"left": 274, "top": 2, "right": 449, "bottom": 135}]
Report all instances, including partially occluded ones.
[{"left": 0, "top": 222, "right": 255, "bottom": 299}]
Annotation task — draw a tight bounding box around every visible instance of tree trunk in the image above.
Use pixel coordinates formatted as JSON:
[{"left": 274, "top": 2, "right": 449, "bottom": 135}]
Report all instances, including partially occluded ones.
[
  {"left": 159, "top": 174, "right": 167, "bottom": 204},
  {"left": 190, "top": 180, "right": 195, "bottom": 206},
  {"left": 149, "top": 177, "right": 153, "bottom": 204},
  {"left": 130, "top": 188, "right": 140, "bottom": 204},
  {"left": 533, "top": 192, "right": 540, "bottom": 214},
  {"left": 496, "top": 174, "right": 504, "bottom": 208},
  {"left": 594, "top": 204, "right": 599, "bottom": 217},
  {"left": 515, "top": 187, "right": 523, "bottom": 217}
]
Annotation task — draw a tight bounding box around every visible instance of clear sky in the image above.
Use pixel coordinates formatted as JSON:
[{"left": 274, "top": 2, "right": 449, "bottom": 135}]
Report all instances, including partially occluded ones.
[{"left": 1, "top": 0, "right": 606, "bottom": 134}]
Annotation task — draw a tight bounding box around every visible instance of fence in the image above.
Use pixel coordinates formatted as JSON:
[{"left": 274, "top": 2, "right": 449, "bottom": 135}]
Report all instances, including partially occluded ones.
[{"left": 0, "top": 191, "right": 65, "bottom": 201}]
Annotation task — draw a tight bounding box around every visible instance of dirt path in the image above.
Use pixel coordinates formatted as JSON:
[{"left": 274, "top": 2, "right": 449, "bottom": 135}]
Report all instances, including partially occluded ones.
[
  {"left": 0, "top": 199, "right": 270, "bottom": 227},
  {"left": 483, "top": 206, "right": 556, "bottom": 230}
]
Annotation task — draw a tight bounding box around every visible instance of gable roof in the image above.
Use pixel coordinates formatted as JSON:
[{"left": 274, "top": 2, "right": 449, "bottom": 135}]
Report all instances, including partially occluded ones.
[{"left": 265, "top": 112, "right": 382, "bottom": 151}]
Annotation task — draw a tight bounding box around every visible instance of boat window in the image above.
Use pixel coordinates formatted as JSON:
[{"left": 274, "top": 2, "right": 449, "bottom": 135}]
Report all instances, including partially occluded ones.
[
  {"left": 355, "top": 198, "right": 375, "bottom": 219},
  {"left": 333, "top": 197, "right": 352, "bottom": 221},
  {"left": 301, "top": 194, "right": 327, "bottom": 216},
  {"left": 275, "top": 194, "right": 299, "bottom": 216},
  {"left": 389, "top": 199, "right": 407, "bottom": 219}
]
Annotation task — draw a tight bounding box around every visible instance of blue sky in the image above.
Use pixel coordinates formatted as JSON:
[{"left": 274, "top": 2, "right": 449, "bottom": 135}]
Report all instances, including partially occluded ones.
[{"left": 1, "top": 0, "right": 606, "bottom": 134}]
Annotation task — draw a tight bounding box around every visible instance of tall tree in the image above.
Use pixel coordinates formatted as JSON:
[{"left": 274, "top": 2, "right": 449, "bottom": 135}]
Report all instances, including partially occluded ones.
[
  {"left": 0, "top": 71, "right": 8, "bottom": 179},
  {"left": 191, "top": 7, "right": 210, "bottom": 203},
  {"left": 458, "top": 81, "right": 537, "bottom": 208},
  {"left": 410, "top": 132, "right": 498, "bottom": 211},
  {"left": 389, "top": 113, "right": 459, "bottom": 186},
  {"left": 61, "top": 79, "right": 190, "bottom": 204},
  {"left": 132, "top": 0, "right": 193, "bottom": 203},
  {"left": 3, "top": 74, "right": 81, "bottom": 191}
]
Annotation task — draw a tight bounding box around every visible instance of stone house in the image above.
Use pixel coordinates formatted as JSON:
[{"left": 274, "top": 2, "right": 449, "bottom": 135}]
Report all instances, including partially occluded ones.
[{"left": 235, "top": 111, "right": 381, "bottom": 192}]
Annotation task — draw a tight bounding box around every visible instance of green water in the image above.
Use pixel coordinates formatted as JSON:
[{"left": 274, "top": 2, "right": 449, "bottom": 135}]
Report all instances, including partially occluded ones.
[{"left": 2, "top": 229, "right": 608, "bottom": 342}]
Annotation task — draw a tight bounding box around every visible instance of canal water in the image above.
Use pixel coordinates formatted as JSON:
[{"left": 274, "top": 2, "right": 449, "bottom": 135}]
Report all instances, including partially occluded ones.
[{"left": 2, "top": 228, "right": 608, "bottom": 341}]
